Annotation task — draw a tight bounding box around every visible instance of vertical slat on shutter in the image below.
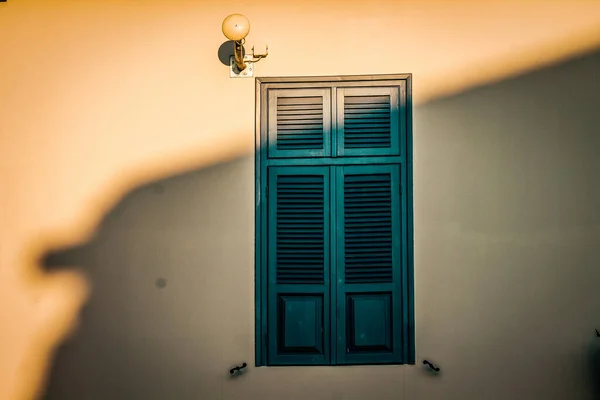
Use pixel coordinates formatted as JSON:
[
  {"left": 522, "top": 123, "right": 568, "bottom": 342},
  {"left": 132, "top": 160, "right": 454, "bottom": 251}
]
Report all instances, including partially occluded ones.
[
  {"left": 268, "top": 88, "right": 332, "bottom": 159},
  {"left": 335, "top": 164, "right": 406, "bottom": 365},
  {"left": 267, "top": 166, "right": 331, "bottom": 365},
  {"left": 336, "top": 86, "right": 402, "bottom": 157}
]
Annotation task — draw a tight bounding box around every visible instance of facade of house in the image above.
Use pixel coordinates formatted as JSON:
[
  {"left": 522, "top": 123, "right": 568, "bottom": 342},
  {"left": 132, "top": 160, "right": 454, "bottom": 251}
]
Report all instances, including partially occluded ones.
[{"left": 1, "top": 1, "right": 600, "bottom": 399}]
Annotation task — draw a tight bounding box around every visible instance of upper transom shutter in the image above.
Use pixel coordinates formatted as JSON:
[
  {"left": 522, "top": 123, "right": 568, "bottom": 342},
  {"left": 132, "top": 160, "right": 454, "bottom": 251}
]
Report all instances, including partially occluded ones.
[
  {"left": 267, "top": 88, "right": 332, "bottom": 159},
  {"left": 336, "top": 86, "right": 402, "bottom": 157}
]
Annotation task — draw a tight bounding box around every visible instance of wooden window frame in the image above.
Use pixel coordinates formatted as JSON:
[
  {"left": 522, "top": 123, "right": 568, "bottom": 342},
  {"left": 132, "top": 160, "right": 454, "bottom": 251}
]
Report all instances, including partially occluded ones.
[{"left": 254, "top": 74, "right": 414, "bottom": 367}]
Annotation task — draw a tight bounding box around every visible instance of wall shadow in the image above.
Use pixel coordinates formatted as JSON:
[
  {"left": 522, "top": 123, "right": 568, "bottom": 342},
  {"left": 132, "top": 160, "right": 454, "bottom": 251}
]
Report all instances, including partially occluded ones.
[
  {"left": 411, "top": 47, "right": 600, "bottom": 400},
  {"left": 42, "top": 47, "right": 600, "bottom": 400},
  {"left": 43, "top": 157, "right": 256, "bottom": 399}
]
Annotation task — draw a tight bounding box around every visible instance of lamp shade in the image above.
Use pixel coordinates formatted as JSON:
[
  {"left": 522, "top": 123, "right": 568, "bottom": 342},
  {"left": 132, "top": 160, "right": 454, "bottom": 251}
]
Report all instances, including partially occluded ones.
[{"left": 222, "top": 14, "right": 250, "bottom": 41}]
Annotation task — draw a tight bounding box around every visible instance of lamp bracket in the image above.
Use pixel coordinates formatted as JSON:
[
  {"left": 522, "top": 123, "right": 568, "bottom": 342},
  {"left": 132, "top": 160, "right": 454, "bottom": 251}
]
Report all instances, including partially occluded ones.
[
  {"left": 248, "top": 45, "right": 269, "bottom": 61},
  {"left": 230, "top": 55, "right": 255, "bottom": 78},
  {"left": 229, "top": 45, "right": 269, "bottom": 78}
]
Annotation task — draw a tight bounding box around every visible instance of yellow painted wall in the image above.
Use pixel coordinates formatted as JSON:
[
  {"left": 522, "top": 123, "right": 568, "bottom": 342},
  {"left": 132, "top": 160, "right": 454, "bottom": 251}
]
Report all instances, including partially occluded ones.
[{"left": 1, "top": 1, "right": 600, "bottom": 399}]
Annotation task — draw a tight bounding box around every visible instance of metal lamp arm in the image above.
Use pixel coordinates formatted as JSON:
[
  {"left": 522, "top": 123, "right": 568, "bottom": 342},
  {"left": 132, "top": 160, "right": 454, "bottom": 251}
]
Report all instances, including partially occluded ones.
[{"left": 233, "top": 39, "right": 247, "bottom": 71}]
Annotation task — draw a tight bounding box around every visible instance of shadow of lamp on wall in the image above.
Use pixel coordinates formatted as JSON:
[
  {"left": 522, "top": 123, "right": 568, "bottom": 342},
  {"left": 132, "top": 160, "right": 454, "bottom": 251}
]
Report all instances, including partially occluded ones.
[{"left": 221, "top": 13, "right": 268, "bottom": 78}]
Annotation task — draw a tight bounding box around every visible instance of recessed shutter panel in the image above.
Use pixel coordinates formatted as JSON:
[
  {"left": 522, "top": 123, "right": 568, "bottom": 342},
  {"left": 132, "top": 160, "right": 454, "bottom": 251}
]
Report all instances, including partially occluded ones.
[
  {"left": 335, "top": 164, "right": 406, "bottom": 364},
  {"left": 267, "top": 166, "right": 331, "bottom": 365},
  {"left": 267, "top": 88, "right": 332, "bottom": 159},
  {"left": 336, "top": 86, "right": 402, "bottom": 157}
]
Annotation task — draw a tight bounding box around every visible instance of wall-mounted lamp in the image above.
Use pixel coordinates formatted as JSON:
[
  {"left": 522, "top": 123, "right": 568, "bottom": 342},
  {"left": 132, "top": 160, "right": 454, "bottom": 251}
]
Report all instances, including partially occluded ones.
[{"left": 222, "top": 14, "right": 268, "bottom": 78}]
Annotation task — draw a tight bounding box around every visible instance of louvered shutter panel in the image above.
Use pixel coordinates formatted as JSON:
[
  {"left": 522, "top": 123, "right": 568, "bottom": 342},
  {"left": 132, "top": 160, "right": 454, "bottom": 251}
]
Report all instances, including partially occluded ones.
[
  {"left": 267, "top": 89, "right": 332, "bottom": 159},
  {"left": 335, "top": 165, "right": 407, "bottom": 364},
  {"left": 267, "top": 166, "right": 331, "bottom": 365},
  {"left": 336, "top": 87, "right": 402, "bottom": 157}
]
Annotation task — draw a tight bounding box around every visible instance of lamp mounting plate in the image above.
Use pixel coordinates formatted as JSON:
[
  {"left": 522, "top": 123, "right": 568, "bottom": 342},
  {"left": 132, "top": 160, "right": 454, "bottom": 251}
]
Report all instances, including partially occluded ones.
[{"left": 230, "top": 55, "right": 255, "bottom": 78}]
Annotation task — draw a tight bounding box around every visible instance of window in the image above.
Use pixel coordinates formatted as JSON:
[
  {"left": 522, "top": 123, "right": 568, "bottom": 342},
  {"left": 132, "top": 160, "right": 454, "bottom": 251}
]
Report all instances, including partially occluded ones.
[{"left": 255, "top": 75, "right": 414, "bottom": 366}]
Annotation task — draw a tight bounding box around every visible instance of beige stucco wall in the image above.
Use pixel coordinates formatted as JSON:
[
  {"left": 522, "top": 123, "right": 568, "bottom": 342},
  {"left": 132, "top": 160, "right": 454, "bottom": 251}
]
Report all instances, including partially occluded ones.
[{"left": 1, "top": 1, "right": 600, "bottom": 399}]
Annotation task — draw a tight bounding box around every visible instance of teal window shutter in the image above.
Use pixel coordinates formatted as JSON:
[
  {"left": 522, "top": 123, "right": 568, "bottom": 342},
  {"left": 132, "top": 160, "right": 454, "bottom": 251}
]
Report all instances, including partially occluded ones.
[
  {"left": 266, "top": 166, "right": 332, "bottom": 365},
  {"left": 267, "top": 88, "right": 332, "bottom": 159},
  {"left": 335, "top": 86, "right": 402, "bottom": 157},
  {"left": 256, "top": 76, "right": 414, "bottom": 367},
  {"left": 334, "top": 164, "right": 407, "bottom": 364}
]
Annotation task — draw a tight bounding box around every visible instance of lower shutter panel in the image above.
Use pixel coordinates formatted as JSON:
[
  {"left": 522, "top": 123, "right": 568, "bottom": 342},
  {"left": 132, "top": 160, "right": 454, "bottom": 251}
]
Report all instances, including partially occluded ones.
[
  {"left": 335, "top": 165, "right": 405, "bottom": 364},
  {"left": 267, "top": 166, "right": 331, "bottom": 365}
]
